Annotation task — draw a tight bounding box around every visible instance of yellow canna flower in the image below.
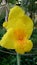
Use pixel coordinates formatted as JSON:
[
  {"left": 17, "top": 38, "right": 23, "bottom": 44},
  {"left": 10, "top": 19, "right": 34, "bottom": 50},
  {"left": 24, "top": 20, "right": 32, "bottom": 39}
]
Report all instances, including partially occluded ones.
[{"left": 0, "top": 6, "right": 33, "bottom": 54}]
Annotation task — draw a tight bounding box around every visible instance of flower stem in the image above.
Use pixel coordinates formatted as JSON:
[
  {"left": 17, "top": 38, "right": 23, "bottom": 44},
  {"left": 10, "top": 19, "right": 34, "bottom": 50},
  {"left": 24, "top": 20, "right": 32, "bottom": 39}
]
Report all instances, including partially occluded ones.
[{"left": 17, "top": 53, "right": 20, "bottom": 65}]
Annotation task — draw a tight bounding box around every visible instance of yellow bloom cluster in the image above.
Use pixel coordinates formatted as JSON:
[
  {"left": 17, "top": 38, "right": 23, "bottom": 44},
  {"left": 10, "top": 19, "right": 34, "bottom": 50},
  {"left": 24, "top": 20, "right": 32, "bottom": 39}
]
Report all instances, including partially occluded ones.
[{"left": 0, "top": 6, "right": 33, "bottom": 54}]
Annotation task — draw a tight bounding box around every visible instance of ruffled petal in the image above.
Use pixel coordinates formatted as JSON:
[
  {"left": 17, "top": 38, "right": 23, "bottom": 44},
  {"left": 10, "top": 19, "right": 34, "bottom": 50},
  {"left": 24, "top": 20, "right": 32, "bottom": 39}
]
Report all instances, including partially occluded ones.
[
  {"left": 8, "top": 6, "right": 25, "bottom": 21},
  {"left": 18, "top": 15, "right": 33, "bottom": 39},
  {"left": 0, "top": 28, "right": 15, "bottom": 49},
  {"left": 15, "top": 39, "right": 33, "bottom": 54},
  {"left": 15, "top": 41, "right": 25, "bottom": 54},
  {"left": 24, "top": 39, "right": 33, "bottom": 52},
  {"left": 24, "top": 15, "right": 33, "bottom": 39}
]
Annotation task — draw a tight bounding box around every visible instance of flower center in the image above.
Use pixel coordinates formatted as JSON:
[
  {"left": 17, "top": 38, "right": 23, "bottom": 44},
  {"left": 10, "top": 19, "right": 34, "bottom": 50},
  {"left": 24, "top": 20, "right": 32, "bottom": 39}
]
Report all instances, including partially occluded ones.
[{"left": 14, "top": 29, "right": 26, "bottom": 41}]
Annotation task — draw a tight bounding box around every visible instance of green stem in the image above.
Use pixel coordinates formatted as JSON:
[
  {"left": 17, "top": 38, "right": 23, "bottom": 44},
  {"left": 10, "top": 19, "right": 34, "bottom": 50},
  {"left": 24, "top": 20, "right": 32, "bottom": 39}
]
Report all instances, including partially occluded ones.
[{"left": 17, "top": 53, "right": 20, "bottom": 65}]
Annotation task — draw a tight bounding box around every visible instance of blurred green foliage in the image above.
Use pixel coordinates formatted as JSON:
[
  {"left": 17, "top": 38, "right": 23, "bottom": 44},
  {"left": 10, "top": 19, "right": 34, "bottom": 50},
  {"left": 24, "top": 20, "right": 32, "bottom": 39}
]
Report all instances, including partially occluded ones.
[
  {"left": 22, "top": 0, "right": 37, "bottom": 14},
  {"left": 0, "top": 0, "right": 16, "bottom": 4},
  {"left": 28, "top": 0, "right": 37, "bottom": 13},
  {"left": 0, "top": 0, "right": 1, "bottom": 3},
  {"left": 7, "top": 0, "right": 16, "bottom": 4},
  {"left": 0, "top": 8, "right": 6, "bottom": 21}
]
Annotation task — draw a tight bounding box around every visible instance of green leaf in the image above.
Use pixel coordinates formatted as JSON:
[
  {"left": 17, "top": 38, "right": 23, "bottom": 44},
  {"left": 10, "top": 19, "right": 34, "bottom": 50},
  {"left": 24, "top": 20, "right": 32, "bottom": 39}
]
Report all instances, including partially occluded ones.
[
  {"left": 7, "top": 0, "right": 16, "bottom": 4},
  {"left": 0, "top": 0, "right": 1, "bottom": 3}
]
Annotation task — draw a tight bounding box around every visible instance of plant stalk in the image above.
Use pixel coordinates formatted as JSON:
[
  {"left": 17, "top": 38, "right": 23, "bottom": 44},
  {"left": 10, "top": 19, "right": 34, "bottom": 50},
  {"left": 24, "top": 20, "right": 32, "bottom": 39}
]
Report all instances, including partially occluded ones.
[{"left": 17, "top": 53, "right": 20, "bottom": 65}]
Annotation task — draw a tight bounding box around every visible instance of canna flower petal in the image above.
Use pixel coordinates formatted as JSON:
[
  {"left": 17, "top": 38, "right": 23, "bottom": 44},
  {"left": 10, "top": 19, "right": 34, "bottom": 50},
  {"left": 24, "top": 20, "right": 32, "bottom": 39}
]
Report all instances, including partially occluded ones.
[
  {"left": 8, "top": 6, "right": 25, "bottom": 21},
  {"left": 0, "top": 28, "right": 15, "bottom": 49},
  {"left": 15, "top": 39, "right": 33, "bottom": 54},
  {"left": 24, "top": 39, "right": 33, "bottom": 52},
  {"left": 20, "top": 15, "right": 33, "bottom": 39},
  {"left": 15, "top": 41, "right": 25, "bottom": 54},
  {"left": 3, "top": 6, "right": 25, "bottom": 29}
]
